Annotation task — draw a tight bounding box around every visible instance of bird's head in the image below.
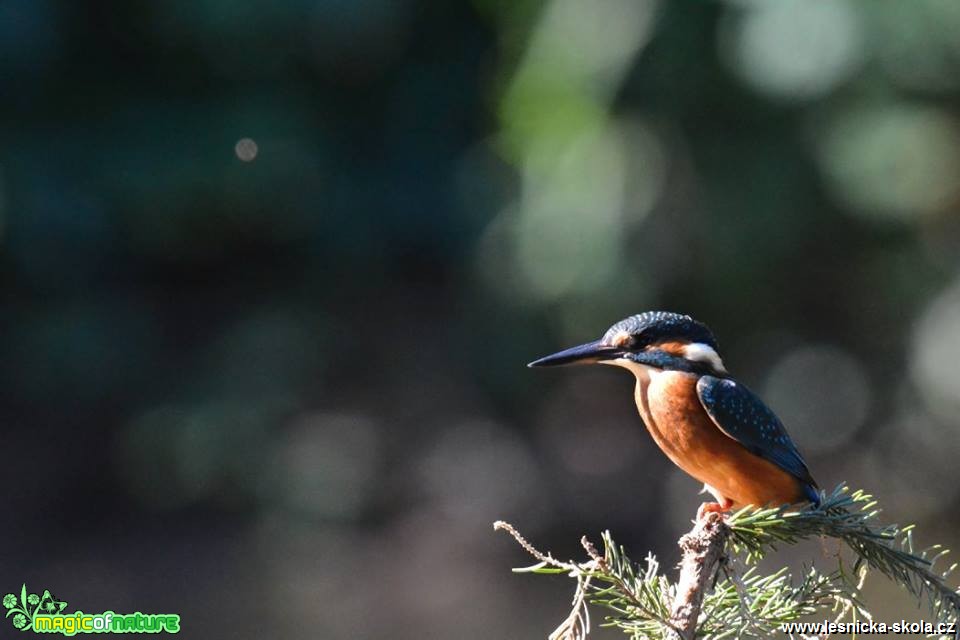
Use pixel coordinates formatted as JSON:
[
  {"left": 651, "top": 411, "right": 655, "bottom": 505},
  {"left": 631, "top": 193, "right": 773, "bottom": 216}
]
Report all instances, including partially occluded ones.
[{"left": 528, "top": 311, "right": 727, "bottom": 377}]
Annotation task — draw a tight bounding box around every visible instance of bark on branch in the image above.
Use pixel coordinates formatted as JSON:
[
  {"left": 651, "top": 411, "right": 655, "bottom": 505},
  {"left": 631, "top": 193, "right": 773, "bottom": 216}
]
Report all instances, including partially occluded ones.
[{"left": 666, "top": 512, "right": 729, "bottom": 640}]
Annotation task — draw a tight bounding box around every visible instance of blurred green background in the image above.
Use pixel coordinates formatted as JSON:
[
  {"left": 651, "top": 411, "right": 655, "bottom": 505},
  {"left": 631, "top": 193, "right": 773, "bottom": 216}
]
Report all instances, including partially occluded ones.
[{"left": 3, "top": 0, "right": 960, "bottom": 637}]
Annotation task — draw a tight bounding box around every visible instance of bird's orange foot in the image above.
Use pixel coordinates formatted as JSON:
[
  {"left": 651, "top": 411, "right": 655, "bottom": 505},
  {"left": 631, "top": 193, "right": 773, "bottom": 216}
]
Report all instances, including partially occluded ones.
[{"left": 697, "top": 499, "right": 734, "bottom": 521}]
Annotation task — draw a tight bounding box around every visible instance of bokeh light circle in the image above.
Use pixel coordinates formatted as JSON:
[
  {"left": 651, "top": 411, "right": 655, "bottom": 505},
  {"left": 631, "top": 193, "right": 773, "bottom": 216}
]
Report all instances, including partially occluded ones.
[
  {"left": 911, "top": 280, "right": 960, "bottom": 423},
  {"left": 235, "top": 137, "right": 259, "bottom": 162},
  {"left": 817, "top": 104, "right": 960, "bottom": 222},
  {"left": 763, "top": 344, "right": 871, "bottom": 454},
  {"left": 720, "top": 0, "right": 864, "bottom": 101}
]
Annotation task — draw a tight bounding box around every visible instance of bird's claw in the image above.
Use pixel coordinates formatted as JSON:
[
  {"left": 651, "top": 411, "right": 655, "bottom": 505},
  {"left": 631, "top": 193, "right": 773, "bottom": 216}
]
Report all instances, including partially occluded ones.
[{"left": 697, "top": 500, "right": 733, "bottom": 521}]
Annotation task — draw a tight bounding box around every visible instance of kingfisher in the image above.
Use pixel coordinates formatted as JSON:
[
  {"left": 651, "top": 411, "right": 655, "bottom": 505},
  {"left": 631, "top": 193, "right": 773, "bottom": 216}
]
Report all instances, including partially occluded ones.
[{"left": 529, "top": 311, "right": 820, "bottom": 519}]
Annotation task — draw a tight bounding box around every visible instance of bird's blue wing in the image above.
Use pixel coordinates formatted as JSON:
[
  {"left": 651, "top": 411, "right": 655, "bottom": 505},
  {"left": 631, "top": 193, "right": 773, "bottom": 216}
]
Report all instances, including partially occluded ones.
[{"left": 696, "top": 375, "right": 819, "bottom": 500}]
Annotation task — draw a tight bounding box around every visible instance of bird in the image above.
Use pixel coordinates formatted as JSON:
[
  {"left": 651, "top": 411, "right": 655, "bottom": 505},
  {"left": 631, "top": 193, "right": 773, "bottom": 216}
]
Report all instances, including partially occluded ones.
[{"left": 528, "top": 311, "right": 820, "bottom": 519}]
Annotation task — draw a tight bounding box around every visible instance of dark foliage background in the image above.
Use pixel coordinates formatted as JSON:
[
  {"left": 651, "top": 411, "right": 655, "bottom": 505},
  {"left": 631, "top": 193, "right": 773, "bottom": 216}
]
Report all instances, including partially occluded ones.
[{"left": 2, "top": 1, "right": 960, "bottom": 637}]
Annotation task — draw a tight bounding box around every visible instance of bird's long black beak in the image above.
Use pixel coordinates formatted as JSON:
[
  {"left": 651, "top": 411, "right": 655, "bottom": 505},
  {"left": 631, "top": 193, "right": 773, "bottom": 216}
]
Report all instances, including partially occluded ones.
[{"left": 527, "top": 339, "right": 624, "bottom": 368}]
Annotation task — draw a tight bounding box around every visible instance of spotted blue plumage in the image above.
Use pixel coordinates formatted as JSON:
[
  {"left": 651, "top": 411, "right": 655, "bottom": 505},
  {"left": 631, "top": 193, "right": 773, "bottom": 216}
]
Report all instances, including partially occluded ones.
[
  {"left": 696, "top": 375, "right": 820, "bottom": 504},
  {"left": 603, "top": 311, "right": 719, "bottom": 350}
]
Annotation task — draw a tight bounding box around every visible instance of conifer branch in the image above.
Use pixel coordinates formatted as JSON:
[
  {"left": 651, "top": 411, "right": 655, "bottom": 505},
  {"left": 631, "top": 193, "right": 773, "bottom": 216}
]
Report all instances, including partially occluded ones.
[
  {"left": 495, "top": 484, "right": 960, "bottom": 639},
  {"left": 666, "top": 512, "right": 727, "bottom": 640},
  {"left": 726, "top": 485, "right": 960, "bottom": 620}
]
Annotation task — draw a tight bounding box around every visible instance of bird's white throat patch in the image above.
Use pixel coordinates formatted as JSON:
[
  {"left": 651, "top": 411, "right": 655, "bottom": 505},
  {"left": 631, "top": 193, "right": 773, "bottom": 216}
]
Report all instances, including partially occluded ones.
[
  {"left": 601, "top": 358, "right": 655, "bottom": 381},
  {"left": 683, "top": 342, "right": 726, "bottom": 373}
]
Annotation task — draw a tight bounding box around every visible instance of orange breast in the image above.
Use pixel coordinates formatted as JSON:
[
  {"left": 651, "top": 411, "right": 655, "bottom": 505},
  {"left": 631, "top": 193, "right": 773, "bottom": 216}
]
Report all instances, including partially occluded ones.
[{"left": 634, "top": 370, "right": 806, "bottom": 508}]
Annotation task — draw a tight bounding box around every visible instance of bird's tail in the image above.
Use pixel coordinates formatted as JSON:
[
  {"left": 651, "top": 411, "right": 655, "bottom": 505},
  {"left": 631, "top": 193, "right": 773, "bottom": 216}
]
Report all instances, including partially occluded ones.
[{"left": 803, "top": 482, "right": 822, "bottom": 506}]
